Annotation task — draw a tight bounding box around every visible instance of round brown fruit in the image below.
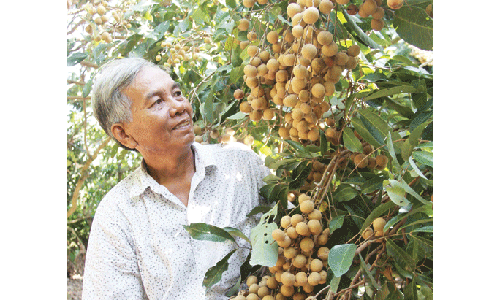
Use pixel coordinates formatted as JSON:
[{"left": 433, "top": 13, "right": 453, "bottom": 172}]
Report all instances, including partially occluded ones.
[
  {"left": 387, "top": 0, "right": 403, "bottom": 9},
  {"left": 243, "top": 0, "right": 255, "bottom": 8},
  {"left": 272, "top": 228, "right": 286, "bottom": 241},
  {"left": 354, "top": 153, "right": 368, "bottom": 168},
  {"left": 362, "top": 227, "right": 374, "bottom": 240},
  {"left": 238, "top": 18, "right": 250, "bottom": 31},
  {"left": 300, "top": 199, "right": 315, "bottom": 214},
  {"left": 371, "top": 18, "right": 384, "bottom": 31},
  {"left": 373, "top": 217, "right": 386, "bottom": 231},
  {"left": 303, "top": 7, "right": 319, "bottom": 24},
  {"left": 347, "top": 44, "right": 361, "bottom": 57}
]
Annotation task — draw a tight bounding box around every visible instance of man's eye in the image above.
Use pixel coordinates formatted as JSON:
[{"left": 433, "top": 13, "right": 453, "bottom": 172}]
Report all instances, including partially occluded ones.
[
  {"left": 173, "top": 90, "right": 182, "bottom": 97},
  {"left": 152, "top": 98, "right": 162, "bottom": 107}
]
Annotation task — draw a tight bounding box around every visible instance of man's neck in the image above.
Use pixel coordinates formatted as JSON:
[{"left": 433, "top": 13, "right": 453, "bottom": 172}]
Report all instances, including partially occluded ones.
[{"left": 143, "top": 145, "right": 195, "bottom": 188}]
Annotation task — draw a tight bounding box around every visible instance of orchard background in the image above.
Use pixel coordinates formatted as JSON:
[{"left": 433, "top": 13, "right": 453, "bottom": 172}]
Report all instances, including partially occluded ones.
[{"left": 67, "top": 0, "right": 434, "bottom": 299}]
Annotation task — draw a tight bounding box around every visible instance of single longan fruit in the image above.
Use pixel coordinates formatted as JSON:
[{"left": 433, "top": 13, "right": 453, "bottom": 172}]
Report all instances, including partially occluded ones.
[
  {"left": 247, "top": 31, "right": 258, "bottom": 41},
  {"left": 244, "top": 65, "right": 258, "bottom": 78},
  {"left": 286, "top": 226, "right": 299, "bottom": 239},
  {"left": 322, "top": 42, "right": 339, "bottom": 57},
  {"left": 303, "top": 282, "right": 314, "bottom": 293},
  {"left": 317, "top": 31, "right": 333, "bottom": 46},
  {"left": 249, "top": 283, "right": 260, "bottom": 294},
  {"left": 371, "top": 18, "right": 384, "bottom": 31},
  {"left": 247, "top": 275, "right": 258, "bottom": 286},
  {"left": 272, "top": 228, "right": 286, "bottom": 242},
  {"left": 243, "top": 0, "right": 255, "bottom": 8},
  {"left": 247, "top": 293, "right": 259, "bottom": 300},
  {"left": 354, "top": 153, "right": 368, "bottom": 168},
  {"left": 308, "top": 128, "right": 320, "bottom": 142},
  {"left": 308, "top": 209, "right": 322, "bottom": 220},
  {"left": 258, "top": 286, "right": 270, "bottom": 298},
  {"left": 387, "top": 0, "right": 403, "bottom": 9},
  {"left": 366, "top": 157, "right": 377, "bottom": 169},
  {"left": 335, "top": 52, "right": 349, "bottom": 66},
  {"left": 362, "top": 227, "right": 374, "bottom": 240},
  {"left": 277, "top": 235, "right": 292, "bottom": 248},
  {"left": 278, "top": 127, "right": 290, "bottom": 139},
  {"left": 267, "top": 276, "right": 278, "bottom": 289},
  {"left": 317, "top": 233, "right": 328, "bottom": 245},
  {"left": 292, "top": 25, "right": 304, "bottom": 38},
  {"left": 287, "top": 3, "right": 302, "bottom": 18},
  {"left": 240, "top": 40, "right": 250, "bottom": 49},
  {"left": 293, "top": 293, "right": 307, "bottom": 300},
  {"left": 308, "top": 272, "right": 321, "bottom": 286},
  {"left": 296, "top": 222, "right": 310, "bottom": 236},
  {"left": 294, "top": 271, "right": 307, "bottom": 286},
  {"left": 300, "top": 199, "right": 315, "bottom": 214},
  {"left": 301, "top": 44, "right": 318, "bottom": 60},
  {"left": 308, "top": 219, "right": 322, "bottom": 235},
  {"left": 336, "top": 0, "right": 350, "bottom": 4},
  {"left": 291, "top": 214, "right": 304, "bottom": 226},
  {"left": 281, "top": 272, "right": 296, "bottom": 286},
  {"left": 303, "top": 6, "right": 319, "bottom": 24},
  {"left": 372, "top": 7, "right": 384, "bottom": 20},
  {"left": 262, "top": 108, "right": 275, "bottom": 120},
  {"left": 298, "top": 193, "right": 311, "bottom": 204},
  {"left": 347, "top": 44, "right": 361, "bottom": 57},
  {"left": 267, "top": 31, "right": 279, "bottom": 44},
  {"left": 281, "top": 215, "right": 291, "bottom": 228},
  {"left": 319, "top": 0, "right": 334, "bottom": 14},
  {"left": 281, "top": 284, "right": 295, "bottom": 297},
  {"left": 373, "top": 217, "right": 386, "bottom": 231},
  {"left": 247, "top": 45, "right": 259, "bottom": 57},
  {"left": 284, "top": 246, "right": 298, "bottom": 259},
  {"left": 233, "top": 89, "right": 244, "bottom": 99},
  {"left": 310, "top": 258, "right": 323, "bottom": 272},
  {"left": 234, "top": 295, "right": 246, "bottom": 300},
  {"left": 317, "top": 247, "right": 329, "bottom": 260},
  {"left": 362, "top": 0, "right": 377, "bottom": 15},
  {"left": 293, "top": 254, "right": 307, "bottom": 268},
  {"left": 284, "top": 94, "right": 299, "bottom": 107},
  {"left": 240, "top": 101, "right": 252, "bottom": 113},
  {"left": 300, "top": 237, "right": 315, "bottom": 252},
  {"left": 238, "top": 18, "right": 250, "bottom": 31},
  {"left": 275, "top": 293, "right": 286, "bottom": 300},
  {"left": 375, "top": 230, "right": 384, "bottom": 237},
  {"left": 262, "top": 296, "right": 274, "bottom": 300},
  {"left": 311, "top": 83, "right": 326, "bottom": 99},
  {"left": 375, "top": 154, "right": 388, "bottom": 167}
]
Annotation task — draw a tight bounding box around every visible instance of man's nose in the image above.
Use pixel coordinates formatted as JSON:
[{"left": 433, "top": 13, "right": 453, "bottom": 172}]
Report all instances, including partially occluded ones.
[{"left": 168, "top": 97, "right": 190, "bottom": 117}]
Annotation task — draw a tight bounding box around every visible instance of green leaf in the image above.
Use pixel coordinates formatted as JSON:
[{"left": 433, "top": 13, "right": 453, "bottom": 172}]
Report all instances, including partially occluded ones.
[
  {"left": 183, "top": 223, "right": 235, "bottom": 243},
  {"left": 359, "top": 254, "right": 381, "bottom": 290},
  {"left": 386, "top": 239, "right": 415, "bottom": 273},
  {"left": 411, "top": 235, "right": 433, "bottom": 260},
  {"left": 332, "top": 184, "right": 358, "bottom": 202},
  {"left": 361, "top": 177, "right": 385, "bottom": 194},
  {"left": 320, "top": 130, "right": 328, "bottom": 155},
  {"left": 393, "top": 6, "right": 433, "bottom": 51},
  {"left": 246, "top": 205, "right": 272, "bottom": 217},
  {"left": 329, "top": 276, "right": 341, "bottom": 293},
  {"left": 223, "top": 227, "right": 251, "bottom": 244},
  {"left": 329, "top": 215, "right": 345, "bottom": 232},
  {"left": 408, "top": 155, "right": 427, "bottom": 179},
  {"left": 328, "top": 244, "right": 357, "bottom": 277},
  {"left": 384, "top": 180, "right": 410, "bottom": 207},
  {"left": 82, "top": 79, "right": 93, "bottom": 98},
  {"left": 339, "top": 9, "right": 382, "bottom": 50},
  {"left": 386, "top": 179, "right": 431, "bottom": 206},
  {"left": 364, "top": 85, "right": 420, "bottom": 102},
  {"left": 412, "top": 225, "right": 432, "bottom": 233},
  {"left": 386, "top": 133, "right": 402, "bottom": 173},
  {"left": 352, "top": 116, "right": 382, "bottom": 148},
  {"left": 360, "top": 201, "right": 395, "bottom": 233},
  {"left": 249, "top": 220, "right": 279, "bottom": 266},
  {"left": 67, "top": 53, "right": 87, "bottom": 66},
  {"left": 409, "top": 118, "right": 433, "bottom": 147},
  {"left": 343, "top": 127, "right": 363, "bottom": 153},
  {"left": 289, "top": 160, "right": 312, "bottom": 190},
  {"left": 226, "top": 0, "right": 236, "bottom": 8},
  {"left": 203, "top": 249, "right": 237, "bottom": 290},
  {"left": 412, "top": 150, "right": 433, "bottom": 167}
]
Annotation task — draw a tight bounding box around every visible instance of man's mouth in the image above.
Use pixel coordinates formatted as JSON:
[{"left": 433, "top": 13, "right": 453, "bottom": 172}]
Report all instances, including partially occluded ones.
[{"left": 172, "top": 119, "right": 191, "bottom": 130}]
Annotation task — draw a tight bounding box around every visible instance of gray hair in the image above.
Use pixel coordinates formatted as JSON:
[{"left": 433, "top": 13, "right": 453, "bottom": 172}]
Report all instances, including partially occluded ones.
[{"left": 91, "top": 57, "right": 160, "bottom": 150}]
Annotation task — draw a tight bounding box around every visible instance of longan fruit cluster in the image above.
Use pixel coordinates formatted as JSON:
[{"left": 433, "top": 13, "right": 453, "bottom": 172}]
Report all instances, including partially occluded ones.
[
  {"left": 362, "top": 217, "right": 386, "bottom": 239},
  {"left": 263, "top": 194, "right": 330, "bottom": 299},
  {"left": 157, "top": 39, "right": 203, "bottom": 68},
  {"left": 83, "top": 1, "right": 131, "bottom": 43},
  {"left": 238, "top": 0, "right": 362, "bottom": 145},
  {"left": 349, "top": 146, "right": 388, "bottom": 171},
  {"left": 337, "top": 0, "right": 386, "bottom": 31}
]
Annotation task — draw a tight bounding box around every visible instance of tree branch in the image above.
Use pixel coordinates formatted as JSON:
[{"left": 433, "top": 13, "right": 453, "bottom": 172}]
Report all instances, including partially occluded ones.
[{"left": 67, "top": 137, "right": 112, "bottom": 218}]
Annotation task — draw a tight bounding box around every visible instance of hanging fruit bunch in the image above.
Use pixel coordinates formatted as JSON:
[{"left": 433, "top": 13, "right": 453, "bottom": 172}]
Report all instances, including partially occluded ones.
[{"left": 238, "top": 0, "right": 364, "bottom": 146}]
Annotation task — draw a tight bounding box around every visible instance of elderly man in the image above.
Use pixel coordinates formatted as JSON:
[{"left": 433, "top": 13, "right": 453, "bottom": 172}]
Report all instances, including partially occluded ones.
[{"left": 82, "top": 57, "right": 269, "bottom": 300}]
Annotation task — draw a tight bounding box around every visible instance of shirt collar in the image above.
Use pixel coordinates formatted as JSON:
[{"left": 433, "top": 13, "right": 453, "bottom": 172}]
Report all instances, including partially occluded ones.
[{"left": 128, "top": 142, "right": 217, "bottom": 199}]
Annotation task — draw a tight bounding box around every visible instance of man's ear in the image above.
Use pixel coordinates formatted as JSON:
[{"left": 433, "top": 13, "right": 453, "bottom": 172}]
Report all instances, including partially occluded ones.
[{"left": 111, "top": 123, "right": 138, "bottom": 150}]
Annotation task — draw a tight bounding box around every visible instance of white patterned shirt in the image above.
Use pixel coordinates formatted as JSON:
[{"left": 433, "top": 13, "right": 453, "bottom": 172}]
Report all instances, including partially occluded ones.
[{"left": 82, "top": 142, "right": 269, "bottom": 300}]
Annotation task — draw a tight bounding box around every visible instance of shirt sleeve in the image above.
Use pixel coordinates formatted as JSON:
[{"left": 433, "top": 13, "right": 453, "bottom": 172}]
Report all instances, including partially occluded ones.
[{"left": 82, "top": 200, "right": 147, "bottom": 300}]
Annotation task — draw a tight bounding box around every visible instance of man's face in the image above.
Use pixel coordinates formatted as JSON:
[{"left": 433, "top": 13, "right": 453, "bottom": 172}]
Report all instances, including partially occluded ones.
[{"left": 120, "top": 66, "right": 194, "bottom": 155}]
